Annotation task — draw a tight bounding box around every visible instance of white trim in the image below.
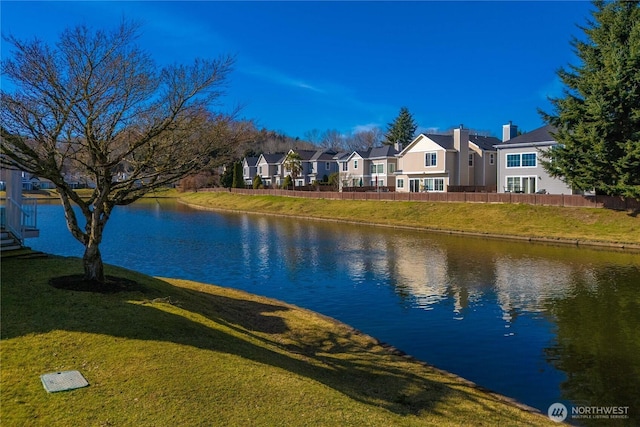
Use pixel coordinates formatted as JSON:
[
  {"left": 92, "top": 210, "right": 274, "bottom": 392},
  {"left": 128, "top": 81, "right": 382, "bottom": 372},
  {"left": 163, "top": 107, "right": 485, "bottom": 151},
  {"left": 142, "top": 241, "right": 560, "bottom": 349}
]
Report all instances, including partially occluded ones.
[{"left": 506, "top": 152, "right": 537, "bottom": 168}]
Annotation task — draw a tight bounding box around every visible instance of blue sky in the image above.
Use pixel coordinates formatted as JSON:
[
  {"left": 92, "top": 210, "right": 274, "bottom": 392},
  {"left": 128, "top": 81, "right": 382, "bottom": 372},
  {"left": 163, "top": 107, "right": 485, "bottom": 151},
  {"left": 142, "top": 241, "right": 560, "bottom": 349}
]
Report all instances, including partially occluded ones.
[{"left": 1, "top": 1, "right": 594, "bottom": 139}]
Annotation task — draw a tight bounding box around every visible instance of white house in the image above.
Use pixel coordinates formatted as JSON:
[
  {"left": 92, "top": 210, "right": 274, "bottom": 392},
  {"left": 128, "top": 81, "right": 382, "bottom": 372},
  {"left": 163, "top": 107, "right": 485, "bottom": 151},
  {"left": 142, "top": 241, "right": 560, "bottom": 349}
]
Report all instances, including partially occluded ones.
[{"left": 496, "top": 123, "right": 575, "bottom": 194}]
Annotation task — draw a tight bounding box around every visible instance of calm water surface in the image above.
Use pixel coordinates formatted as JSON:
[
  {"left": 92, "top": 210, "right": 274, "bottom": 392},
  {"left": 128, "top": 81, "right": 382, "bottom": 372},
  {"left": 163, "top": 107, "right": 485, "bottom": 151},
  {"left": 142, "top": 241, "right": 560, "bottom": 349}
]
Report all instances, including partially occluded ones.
[{"left": 28, "top": 199, "right": 640, "bottom": 421}]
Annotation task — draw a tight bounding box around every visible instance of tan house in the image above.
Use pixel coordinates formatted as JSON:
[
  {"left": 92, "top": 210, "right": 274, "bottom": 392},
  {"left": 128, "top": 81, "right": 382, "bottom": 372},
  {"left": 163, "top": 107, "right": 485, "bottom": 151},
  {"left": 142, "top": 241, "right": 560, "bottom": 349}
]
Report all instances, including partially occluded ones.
[
  {"left": 395, "top": 126, "right": 500, "bottom": 192},
  {"left": 338, "top": 146, "right": 399, "bottom": 191}
]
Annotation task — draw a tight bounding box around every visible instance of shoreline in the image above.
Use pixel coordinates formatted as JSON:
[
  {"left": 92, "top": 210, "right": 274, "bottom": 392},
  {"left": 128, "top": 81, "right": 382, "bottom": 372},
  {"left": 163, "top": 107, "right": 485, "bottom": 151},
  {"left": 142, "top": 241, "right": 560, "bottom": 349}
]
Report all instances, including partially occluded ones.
[
  {"left": 2, "top": 254, "right": 554, "bottom": 425},
  {"left": 178, "top": 198, "right": 640, "bottom": 252}
]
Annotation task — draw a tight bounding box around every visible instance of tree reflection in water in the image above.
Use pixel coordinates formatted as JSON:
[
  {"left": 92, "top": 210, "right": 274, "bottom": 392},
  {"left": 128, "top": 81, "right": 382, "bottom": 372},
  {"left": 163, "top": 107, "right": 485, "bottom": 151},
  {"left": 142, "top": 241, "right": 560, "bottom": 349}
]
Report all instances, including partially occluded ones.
[{"left": 545, "top": 266, "right": 640, "bottom": 424}]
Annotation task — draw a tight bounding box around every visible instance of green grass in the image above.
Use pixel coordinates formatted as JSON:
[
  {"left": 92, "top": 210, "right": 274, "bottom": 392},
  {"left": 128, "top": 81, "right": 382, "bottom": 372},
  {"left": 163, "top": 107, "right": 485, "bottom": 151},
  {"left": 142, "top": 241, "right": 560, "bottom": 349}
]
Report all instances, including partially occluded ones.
[
  {"left": 178, "top": 191, "right": 640, "bottom": 246},
  {"left": 1, "top": 255, "right": 553, "bottom": 426}
]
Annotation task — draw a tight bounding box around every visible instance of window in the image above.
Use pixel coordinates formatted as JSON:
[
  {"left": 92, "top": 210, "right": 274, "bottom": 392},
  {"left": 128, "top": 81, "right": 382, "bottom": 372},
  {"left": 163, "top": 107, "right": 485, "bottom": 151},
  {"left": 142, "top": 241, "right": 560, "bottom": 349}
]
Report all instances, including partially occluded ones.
[
  {"left": 342, "top": 162, "right": 348, "bottom": 171},
  {"left": 259, "top": 166, "right": 263, "bottom": 174},
  {"left": 388, "top": 164, "right": 395, "bottom": 173},
  {"left": 370, "top": 164, "right": 376, "bottom": 174},
  {"left": 354, "top": 160, "right": 358, "bottom": 169},
  {"left": 506, "top": 153, "right": 537, "bottom": 168},
  {"left": 490, "top": 153, "right": 495, "bottom": 165},
  {"left": 397, "top": 179, "right": 404, "bottom": 188},
  {"left": 424, "top": 178, "right": 444, "bottom": 192},
  {"left": 468, "top": 153, "right": 474, "bottom": 167},
  {"left": 505, "top": 176, "right": 537, "bottom": 193},
  {"left": 425, "top": 152, "right": 437, "bottom": 167},
  {"left": 506, "top": 154, "right": 521, "bottom": 168},
  {"left": 325, "top": 162, "right": 330, "bottom": 170},
  {"left": 377, "top": 164, "right": 384, "bottom": 173},
  {"left": 522, "top": 153, "right": 537, "bottom": 167}
]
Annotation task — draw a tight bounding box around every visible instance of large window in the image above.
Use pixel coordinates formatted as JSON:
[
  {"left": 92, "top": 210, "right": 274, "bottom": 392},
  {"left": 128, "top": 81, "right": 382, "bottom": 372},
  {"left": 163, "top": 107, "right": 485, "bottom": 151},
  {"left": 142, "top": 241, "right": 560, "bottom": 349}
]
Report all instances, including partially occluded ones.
[
  {"left": 397, "top": 179, "right": 404, "bottom": 188},
  {"left": 505, "top": 176, "right": 537, "bottom": 193},
  {"left": 506, "top": 154, "right": 521, "bottom": 168},
  {"left": 388, "top": 164, "right": 395, "bottom": 173},
  {"left": 522, "top": 153, "right": 537, "bottom": 167},
  {"left": 371, "top": 164, "right": 384, "bottom": 174},
  {"left": 506, "top": 153, "right": 537, "bottom": 168},
  {"left": 342, "top": 162, "right": 347, "bottom": 171},
  {"left": 424, "top": 178, "right": 444, "bottom": 192},
  {"left": 425, "top": 152, "right": 437, "bottom": 167}
]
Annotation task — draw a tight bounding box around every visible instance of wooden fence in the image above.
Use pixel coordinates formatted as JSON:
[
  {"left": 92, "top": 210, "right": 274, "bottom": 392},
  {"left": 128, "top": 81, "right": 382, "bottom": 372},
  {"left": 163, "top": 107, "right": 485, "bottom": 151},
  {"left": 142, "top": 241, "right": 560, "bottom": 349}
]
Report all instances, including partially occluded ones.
[{"left": 201, "top": 188, "right": 640, "bottom": 211}]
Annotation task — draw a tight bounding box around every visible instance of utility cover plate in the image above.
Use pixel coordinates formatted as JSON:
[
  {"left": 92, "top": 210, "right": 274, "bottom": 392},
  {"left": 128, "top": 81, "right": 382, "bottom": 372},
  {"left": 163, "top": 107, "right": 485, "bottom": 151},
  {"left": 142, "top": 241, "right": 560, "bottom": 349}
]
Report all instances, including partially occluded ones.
[{"left": 41, "top": 370, "right": 89, "bottom": 393}]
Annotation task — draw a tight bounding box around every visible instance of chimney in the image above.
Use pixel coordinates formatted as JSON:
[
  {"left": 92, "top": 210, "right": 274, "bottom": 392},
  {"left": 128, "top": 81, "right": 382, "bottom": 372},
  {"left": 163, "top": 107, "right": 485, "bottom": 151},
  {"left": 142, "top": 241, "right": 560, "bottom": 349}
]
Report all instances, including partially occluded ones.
[
  {"left": 394, "top": 141, "right": 403, "bottom": 152},
  {"left": 502, "top": 121, "right": 518, "bottom": 142},
  {"left": 453, "top": 124, "right": 469, "bottom": 186}
]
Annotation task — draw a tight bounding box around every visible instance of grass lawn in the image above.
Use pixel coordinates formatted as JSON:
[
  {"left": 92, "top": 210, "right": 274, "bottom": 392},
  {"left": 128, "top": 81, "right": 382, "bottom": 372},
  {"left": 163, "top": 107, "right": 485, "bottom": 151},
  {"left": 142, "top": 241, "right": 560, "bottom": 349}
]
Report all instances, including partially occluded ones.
[
  {"left": 1, "top": 255, "right": 554, "bottom": 426},
  {"left": 178, "top": 191, "right": 640, "bottom": 247}
]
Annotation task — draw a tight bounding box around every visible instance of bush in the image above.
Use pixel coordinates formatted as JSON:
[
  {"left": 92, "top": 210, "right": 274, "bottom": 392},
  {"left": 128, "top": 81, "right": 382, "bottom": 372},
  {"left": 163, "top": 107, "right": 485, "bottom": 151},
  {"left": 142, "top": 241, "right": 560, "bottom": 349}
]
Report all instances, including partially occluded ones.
[{"left": 252, "top": 175, "right": 263, "bottom": 189}]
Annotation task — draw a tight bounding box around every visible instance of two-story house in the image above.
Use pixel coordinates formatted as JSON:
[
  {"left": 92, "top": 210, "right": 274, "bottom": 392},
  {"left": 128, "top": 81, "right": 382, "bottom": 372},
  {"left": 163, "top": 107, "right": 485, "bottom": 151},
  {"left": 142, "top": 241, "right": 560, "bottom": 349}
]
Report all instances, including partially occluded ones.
[
  {"left": 395, "top": 125, "right": 500, "bottom": 192},
  {"left": 255, "top": 153, "right": 285, "bottom": 188},
  {"left": 496, "top": 123, "right": 574, "bottom": 194},
  {"left": 242, "top": 156, "right": 259, "bottom": 187},
  {"left": 338, "top": 146, "right": 399, "bottom": 190}
]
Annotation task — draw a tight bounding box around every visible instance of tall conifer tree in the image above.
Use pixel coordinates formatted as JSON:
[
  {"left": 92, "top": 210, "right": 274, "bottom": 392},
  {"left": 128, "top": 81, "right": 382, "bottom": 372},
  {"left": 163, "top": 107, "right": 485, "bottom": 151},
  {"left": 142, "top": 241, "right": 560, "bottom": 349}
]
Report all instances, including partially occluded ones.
[
  {"left": 383, "top": 107, "right": 418, "bottom": 148},
  {"left": 540, "top": 0, "right": 640, "bottom": 197}
]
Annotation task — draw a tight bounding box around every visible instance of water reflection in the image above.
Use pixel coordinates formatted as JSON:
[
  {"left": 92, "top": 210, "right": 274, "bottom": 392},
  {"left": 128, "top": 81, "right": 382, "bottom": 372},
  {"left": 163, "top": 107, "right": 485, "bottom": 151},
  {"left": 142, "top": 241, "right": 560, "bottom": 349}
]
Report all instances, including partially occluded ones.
[
  {"left": 545, "top": 266, "right": 640, "bottom": 423},
  {"left": 29, "top": 200, "right": 640, "bottom": 419}
]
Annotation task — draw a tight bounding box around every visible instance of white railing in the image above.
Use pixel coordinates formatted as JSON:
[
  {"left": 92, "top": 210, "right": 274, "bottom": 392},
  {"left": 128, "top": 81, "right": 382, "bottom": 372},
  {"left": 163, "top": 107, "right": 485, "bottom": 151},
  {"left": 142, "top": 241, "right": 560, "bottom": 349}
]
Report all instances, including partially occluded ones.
[{"left": 0, "top": 197, "right": 37, "bottom": 244}]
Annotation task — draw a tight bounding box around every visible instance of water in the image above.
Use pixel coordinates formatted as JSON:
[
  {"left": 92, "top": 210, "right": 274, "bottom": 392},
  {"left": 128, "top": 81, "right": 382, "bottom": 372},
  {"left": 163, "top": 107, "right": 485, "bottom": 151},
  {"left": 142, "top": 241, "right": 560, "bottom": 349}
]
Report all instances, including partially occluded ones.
[{"left": 27, "top": 199, "right": 640, "bottom": 420}]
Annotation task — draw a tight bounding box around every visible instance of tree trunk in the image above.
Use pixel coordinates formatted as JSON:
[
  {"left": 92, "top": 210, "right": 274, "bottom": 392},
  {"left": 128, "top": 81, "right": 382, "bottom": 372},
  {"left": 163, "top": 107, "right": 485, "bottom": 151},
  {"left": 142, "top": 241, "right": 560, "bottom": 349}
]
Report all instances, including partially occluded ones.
[{"left": 83, "top": 237, "right": 105, "bottom": 284}]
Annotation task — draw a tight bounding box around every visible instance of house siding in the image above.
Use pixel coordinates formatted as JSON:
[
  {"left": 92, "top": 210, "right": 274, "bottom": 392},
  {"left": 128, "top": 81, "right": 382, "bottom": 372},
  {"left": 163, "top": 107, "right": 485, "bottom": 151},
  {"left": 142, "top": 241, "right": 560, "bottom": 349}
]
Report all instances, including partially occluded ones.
[{"left": 497, "top": 144, "right": 573, "bottom": 194}]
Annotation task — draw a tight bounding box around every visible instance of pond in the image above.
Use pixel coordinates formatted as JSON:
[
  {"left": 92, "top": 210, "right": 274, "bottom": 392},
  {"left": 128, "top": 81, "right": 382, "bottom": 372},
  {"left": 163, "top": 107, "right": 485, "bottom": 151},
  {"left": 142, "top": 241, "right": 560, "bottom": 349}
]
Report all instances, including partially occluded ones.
[{"left": 27, "top": 199, "right": 640, "bottom": 422}]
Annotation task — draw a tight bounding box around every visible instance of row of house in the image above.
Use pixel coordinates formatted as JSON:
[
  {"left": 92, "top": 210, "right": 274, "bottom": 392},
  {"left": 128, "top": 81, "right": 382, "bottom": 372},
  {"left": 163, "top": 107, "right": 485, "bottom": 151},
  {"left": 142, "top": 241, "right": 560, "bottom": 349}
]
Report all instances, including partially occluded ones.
[{"left": 242, "top": 123, "right": 576, "bottom": 195}]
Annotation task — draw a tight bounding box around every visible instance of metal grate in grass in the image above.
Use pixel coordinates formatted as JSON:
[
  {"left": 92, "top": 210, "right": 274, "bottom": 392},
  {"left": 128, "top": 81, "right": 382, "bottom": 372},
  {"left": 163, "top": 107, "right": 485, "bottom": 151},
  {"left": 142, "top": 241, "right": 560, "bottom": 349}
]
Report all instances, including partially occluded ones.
[{"left": 40, "top": 370, "right": 89, "bottom": 393}]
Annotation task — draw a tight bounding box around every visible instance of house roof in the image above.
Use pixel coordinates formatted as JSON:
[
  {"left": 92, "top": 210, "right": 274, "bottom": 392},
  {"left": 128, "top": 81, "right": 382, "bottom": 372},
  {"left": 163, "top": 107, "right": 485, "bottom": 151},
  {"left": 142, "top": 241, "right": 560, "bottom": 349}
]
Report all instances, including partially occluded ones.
[
  {"left": 334, "top": 151, "right": 351, "bottom": 161},
  {"left": 347, "top": 146, "right": 399, "bottom": 161},
  {"left": 310, "top": 149, "right": 337, "bottom": 161},
  {"left": 426, "top": 134, "right": 455, "bottom": 150},
  {"left": 403, "top": 133, "right": 501, "bottom": 153},
  {"left": 259, "top": 153, "right": 285, "bottom": 164},
  {"left": 469, "top": 135, "right": 501, "bottom": 151},
  {"left": 290, "top": 149, "right": 317, "bottom": 161},
  {"left": 243, "top": 157, "right": 259, "bottom": 166},
  {"left": 368, "top": 145, "right": 398, "bottom": 159},
  {"left": 499, "top": 124, "right": 557, "bottom": 146}
]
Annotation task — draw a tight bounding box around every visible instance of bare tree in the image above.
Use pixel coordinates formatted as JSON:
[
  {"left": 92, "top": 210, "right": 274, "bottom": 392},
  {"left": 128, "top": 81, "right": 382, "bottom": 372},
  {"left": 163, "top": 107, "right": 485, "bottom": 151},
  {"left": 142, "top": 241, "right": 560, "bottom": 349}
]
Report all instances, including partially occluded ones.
[
  {"left": 345, "top": 127, "right": 383, "bottom": 151},
  {"left": 1, "top": 21, "right": 238, "bottom": 287},
  {"left": 303, "top": 129, "right": 322, "bottom": 145},
  {"left": 320, "top": 129, "right": 345, "bottom": 151}
]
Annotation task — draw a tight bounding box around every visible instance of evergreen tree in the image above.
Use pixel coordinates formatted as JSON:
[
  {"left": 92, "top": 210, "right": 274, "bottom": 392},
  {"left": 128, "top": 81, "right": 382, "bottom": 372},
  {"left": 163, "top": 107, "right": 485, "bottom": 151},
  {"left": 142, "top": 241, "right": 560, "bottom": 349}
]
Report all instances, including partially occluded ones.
[
  {"left": 231, "top": 161, "right": 245, "bottom": 188},
  {"left": 282, "top": 175, "right": 293, "bottom": 189},
  {"left": 383, "top": 107, "right": 418, "bottom": 147},
  {"left": 252, "top": 174, "right": 263, "bottom": 189},
  {"left": 540, "top": 1, "right": 640, "bottom": 197},
  {"left": 220, "top": 164, "right": 234, "bottom": 188}
]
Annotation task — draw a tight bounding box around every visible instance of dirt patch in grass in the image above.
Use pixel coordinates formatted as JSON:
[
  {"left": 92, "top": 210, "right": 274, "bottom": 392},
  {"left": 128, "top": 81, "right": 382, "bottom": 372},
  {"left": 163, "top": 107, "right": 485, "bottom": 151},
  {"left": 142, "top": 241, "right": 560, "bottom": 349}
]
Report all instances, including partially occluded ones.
[{"left": 49, "top": 274, "right": 142, "bottom": 294}]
